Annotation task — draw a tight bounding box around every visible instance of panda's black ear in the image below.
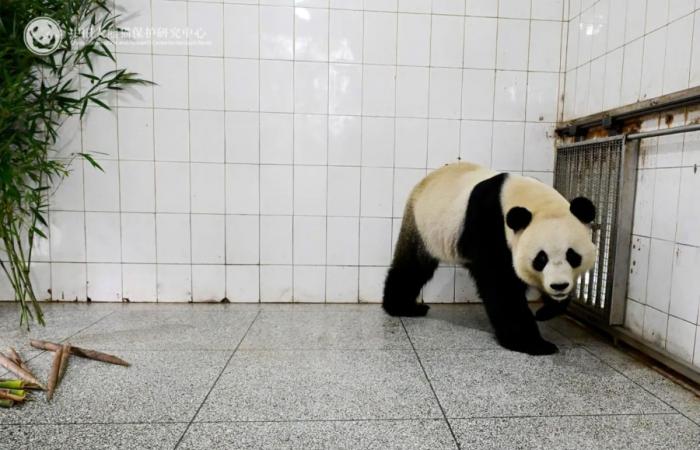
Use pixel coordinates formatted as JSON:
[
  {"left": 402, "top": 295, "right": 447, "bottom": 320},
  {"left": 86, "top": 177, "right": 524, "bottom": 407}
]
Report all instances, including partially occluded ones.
[
  {"left": 506, "top": 207, "right": 532, "bottom": 232},
  {"left": 570, "top": 197, "right": 596, "bottom": 224}
]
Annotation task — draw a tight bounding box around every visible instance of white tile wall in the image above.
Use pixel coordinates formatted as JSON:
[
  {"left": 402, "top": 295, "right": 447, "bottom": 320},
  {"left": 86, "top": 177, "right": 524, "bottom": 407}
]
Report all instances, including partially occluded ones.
[
  {"left": 2, "top": 1, "right": 564, "bottom": 308},
  {"left": 563, "top": 1, "right": 700, "bottom": 367}
]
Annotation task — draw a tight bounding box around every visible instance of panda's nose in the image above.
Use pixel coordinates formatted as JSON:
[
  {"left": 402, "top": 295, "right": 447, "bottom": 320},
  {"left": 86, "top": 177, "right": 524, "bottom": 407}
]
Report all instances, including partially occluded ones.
[{"left": 550, "top": 282, "right": 570, "bottom": 291}]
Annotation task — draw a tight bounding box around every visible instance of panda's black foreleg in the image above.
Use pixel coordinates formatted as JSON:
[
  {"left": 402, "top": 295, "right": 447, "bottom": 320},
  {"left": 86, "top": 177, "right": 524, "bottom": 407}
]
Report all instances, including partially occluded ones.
[
  {"left": 382, "top": 210, "right": 438, "bottom": 317},
  {"left": 471, "top": 269, "right": 558, "bottom": 355}
]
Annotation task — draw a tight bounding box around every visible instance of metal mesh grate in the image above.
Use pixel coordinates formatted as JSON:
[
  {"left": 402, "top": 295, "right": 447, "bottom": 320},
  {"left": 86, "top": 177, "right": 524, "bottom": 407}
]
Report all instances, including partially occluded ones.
[{"left": 554, "top": 136, "right": 625, "bottom": 319}]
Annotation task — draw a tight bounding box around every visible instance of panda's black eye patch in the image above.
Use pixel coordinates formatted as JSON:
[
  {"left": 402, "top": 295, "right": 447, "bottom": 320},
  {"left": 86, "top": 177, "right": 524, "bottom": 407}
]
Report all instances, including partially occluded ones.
[
  {"left": 566, "top": 248, "right": 582, "bottom": 268},
  {"left": 532, "top": 251, "right": 548, "bottom": 272}
]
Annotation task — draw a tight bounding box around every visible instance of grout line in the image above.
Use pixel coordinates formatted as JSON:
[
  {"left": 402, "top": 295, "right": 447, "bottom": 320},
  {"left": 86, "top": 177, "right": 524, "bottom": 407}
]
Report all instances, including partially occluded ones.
[
  {"left": 578, "top": 345, "right": 700, "bottom": 427},
  {"left": 173, "top": 309, "right": 261, "bottom": 449},
  {"left": 324, "top": 5, "right": 331, "bottom": 304},
  {"left": 257, "top": 5, "right": 262, "bottom": 304},
  {"left": 186, "top": 2, "right": 194, "bottom": 303},
  {"left": 399, "top": 317, "right": 462, "bottom": 450}
]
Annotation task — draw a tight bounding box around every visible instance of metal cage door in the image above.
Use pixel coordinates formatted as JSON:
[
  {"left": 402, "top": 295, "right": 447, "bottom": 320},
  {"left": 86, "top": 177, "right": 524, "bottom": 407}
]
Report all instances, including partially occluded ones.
[{"left": 553, "top": 136, "right": 639, "bottom": 326}]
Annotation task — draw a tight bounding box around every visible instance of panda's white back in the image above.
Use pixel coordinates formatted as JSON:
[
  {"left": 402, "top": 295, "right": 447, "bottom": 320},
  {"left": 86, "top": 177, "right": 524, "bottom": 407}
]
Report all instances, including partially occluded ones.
[{"left": 410, "top": 162, "right": 497, "bottom": 263}]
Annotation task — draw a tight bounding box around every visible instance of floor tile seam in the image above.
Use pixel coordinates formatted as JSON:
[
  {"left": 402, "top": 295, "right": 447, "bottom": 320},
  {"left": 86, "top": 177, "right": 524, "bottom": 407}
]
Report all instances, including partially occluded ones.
[
  {"left": 399, "top": 318, "right": 462, "bottom": 450},
  {"left": 172, "top": 309, "right": 262, "bottom": 449},
  {"left": 579, "top": 345, "right": 700, "bottom": 427}
]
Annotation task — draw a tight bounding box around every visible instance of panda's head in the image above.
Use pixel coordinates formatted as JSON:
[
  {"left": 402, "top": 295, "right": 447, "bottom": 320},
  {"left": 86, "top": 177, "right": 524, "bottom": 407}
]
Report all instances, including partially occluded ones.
[{"left": 506, "top": 197, "right": 596, "bottom": 301}]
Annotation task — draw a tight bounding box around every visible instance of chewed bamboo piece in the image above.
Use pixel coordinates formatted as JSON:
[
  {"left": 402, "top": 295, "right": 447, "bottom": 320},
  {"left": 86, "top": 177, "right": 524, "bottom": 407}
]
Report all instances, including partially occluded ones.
[
  {"left": 30, "top": 340, "right": 130, "bottom": 367},
  {"left": 0, "top": 389, "right": 26, "bottom": 402},
  {"left": 7, "top": 347, "right": 41, "bottom": 386},
  {"left": 0, "top": 379, "right": 42, "bottom": 390},
  {"left": 0, "top": 352, "right": 45, "bottom": 389},
  {"left": 46, "top": 346, "right": 64, "bottom": 401},
  {"left": 58, "top": 344, "right": 71, "bottom": 383}
]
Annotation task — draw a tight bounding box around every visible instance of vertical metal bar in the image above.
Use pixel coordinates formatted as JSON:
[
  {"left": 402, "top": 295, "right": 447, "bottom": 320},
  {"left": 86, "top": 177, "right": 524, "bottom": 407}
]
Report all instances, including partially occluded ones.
[{"left": 609, "top": 137, "right": 638, "bottom": 325}]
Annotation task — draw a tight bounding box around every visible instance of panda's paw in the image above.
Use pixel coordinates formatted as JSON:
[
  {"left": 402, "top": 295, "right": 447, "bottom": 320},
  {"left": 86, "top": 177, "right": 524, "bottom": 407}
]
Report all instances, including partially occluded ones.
[
  {"left": 526, "top": 340, "right": 558, "bottom": 356},
  {"left": 382, "top": 303, "right": 430, "bottom": 317}
]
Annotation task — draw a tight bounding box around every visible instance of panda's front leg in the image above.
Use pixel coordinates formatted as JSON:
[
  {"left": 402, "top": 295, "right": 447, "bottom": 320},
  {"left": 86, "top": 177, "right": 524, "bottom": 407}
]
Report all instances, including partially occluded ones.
[{"left": 471, "top": 270, "right": 558, "bottom": 355}]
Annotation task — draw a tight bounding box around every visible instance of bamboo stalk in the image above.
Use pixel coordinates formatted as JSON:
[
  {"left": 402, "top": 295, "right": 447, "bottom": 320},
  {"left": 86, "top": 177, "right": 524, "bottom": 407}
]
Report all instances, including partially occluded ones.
[
  {"left": 58, "top": 344, "right": 71, "bottom": 383},
  {"left": 7, "top": 347, "right": 41, "bottom": 384},
  {"left": 30, "top": 340, "right": 130, "bottom": 367},
  {"left": 0, "top": 352, "right": 44, "bottom": 389},
  {"left": 0, "top": 389, "right": 25, "bottom": 402},
  {"left": 0, "top": 399, "right": 13, "bottom": 408},
  {"left": 0, "top": 379, "right": 25, "bottom": 389},
  {"left": 46, "top": 346, "right": 64, "bottom": 401}
]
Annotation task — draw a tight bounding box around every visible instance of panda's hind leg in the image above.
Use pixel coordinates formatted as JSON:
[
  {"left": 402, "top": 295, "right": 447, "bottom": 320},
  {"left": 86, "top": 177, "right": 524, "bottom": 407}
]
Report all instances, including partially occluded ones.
[{"left": 382, "top": 207, "right": 438, "bottom": 317}]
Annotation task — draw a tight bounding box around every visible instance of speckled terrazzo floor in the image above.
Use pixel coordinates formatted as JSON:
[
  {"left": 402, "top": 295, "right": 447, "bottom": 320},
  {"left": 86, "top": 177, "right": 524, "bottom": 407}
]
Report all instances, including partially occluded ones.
[{"left": 1, "top": 303, "right": 699, "bottom": 449}]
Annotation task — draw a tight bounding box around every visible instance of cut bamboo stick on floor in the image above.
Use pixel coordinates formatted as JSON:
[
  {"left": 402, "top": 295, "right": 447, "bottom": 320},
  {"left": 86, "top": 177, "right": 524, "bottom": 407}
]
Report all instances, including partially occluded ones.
[
  {"left": 29, "top": 340, "right": 130, "bottom": 367},
  {"left": 0, "top": 389, "right": 26, "bottom": 402},
  {"left": 7, "top": 347, "right": 41, "bottom": 385},
  {"left": 0, "top": 352, "right": 45, "bottom": 389},
  {"left": 58, "top": 344, "right": 71, "bottom": 383},
  {"left": 46, "top": 346, "right": 64, "bottom": 401}
]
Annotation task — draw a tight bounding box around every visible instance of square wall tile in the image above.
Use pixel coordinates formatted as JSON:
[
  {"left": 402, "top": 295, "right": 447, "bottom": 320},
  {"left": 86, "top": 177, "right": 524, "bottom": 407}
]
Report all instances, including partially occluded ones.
[
  {"left": 431, "top": 15, "right": 464, "bottom": 68},
  {"left": 361, "top": 167, "right": 394, "bottom": 217},
  {"left": 326, "top": 266, "right": 359, "bottom": 302},
  {"left": 227, "top": 164, "right": 260, "bottom": 215},
  {"left": 359, "top": 266, "right": 387, "bottom": 302},
  {"left": 227, "top": 265, "right": 260, "bottom": 302},
  {"left": 359, "top": 218, "right": 392, "bottom": 266},
  {"left": 189, "top": 57, "right": 225, "bottom": 111},
  {"left": 83, "top": 108, "right": 118, "bottom": 159},
  {"left": 191, "top": 215, "right": 225, "bottom": 264},
  {"left": 260, "top": 265, "right": 293, "bottom": 302},
  {"left": 120, "top": 161, "right": 155, "bottom": 213},
  {"left": 429, "top": 68, "right": 462, "bottom": 119},
  {"left": 84, "top": 161, "right": 119, "bottom": 212},
  {"left": 628, "top": 236, "right": 651, "bottom": 303},
  {"left": 260, "top": 113, "right": 293, "bottom": 164},
  {"left": 650, "top": 168, "right": 681, "bottom": 241},
  {"left": 153, "top": 56, "right": 188, "bottom": 109},
  {"left": 85, "top": 212, "right": 121, "bottom": 263},
  {"left": 52, "top": 263, "right": 87, "bottom": 301},
  {"left": 227, "top": 215, "right": 260, "bottom": 264},
  {"left": 294, "top": 216, "right": 326, "bottom": 265},
  {"left": 260, "top": 5, "right": 294, "bottom": 59},
  {"left": 295, "top": 7, "right": 329, "bottom": 61},
  {"left": 190, "top": 111, "right": 225, "bottom": 163},
  {"left": 327, "top": 217, "right": 360, "bottom": 265},
  {"left": 260, "top": 215, "right": 293, "bottom": 264},
  {"left": 464, "top": 17, "right": 497, "bottom": 69},
  {"left": 191, "top": 163, "right": 225, "bottom": 214},
  {"left": 327, "top": 166, "right": 361, "bottom": 216},
  {"left": 154, "top": 109, "right": 189, "bottom": 162},
  {"left": 427, "top": 120, "right": 460, "bottom": 168},
  {"left": 423, "top": 267, "right": 455, "bottom": 303},
  {"left": 362, "top": 65, "right": 396, "bottom": 116},
  {"left": 122, "top": 264, "right": 157, "bottom": 302},
  {"left": 362, "top": 117, "right": 395, "bottom": 167},
  {"left": 152, "top": 0, "right": 188, "bottom": 55},
  {"left": 224, "top": 4, "right": 259, "bottom": 59},
  {"left": 676, "top": 167, "right": 700, "bottom": 246},
  {"left": 157, "top": 264, "right": 192, "bottom": 301},
  {"left": 330, "top": 9, "right": 363, "bottom": 62},
  {"left": 396, "top": 66, "right": 430, "bottom": 118},
  {"left": 461, "top": 69, "right": 495, "bottom": 120},
  {"left": 294, "top": 115, "right": 328, "bottom": 165},
  {"left": 188, "top": 2, "right": 223, "bottom": 57},
  {"left": 295, "top": 62, "right": 329, "bottom": 114},
  {"left": 260, "top": 60, "right": 294, "bottom": 112},
  {"left": 224, "top": 59, "right": 259, "bottom": 112},
  {"left": 329, "top": 63, "right": 363, "bottom": 115},
  {"left": 496, "top": 19, "right": 530, "bottom": 70},
  {"left": 397, "top": 13, "right": 431, "bottom": 66},
  {"left": 643, "top": 305, "right": 669, "bottom": 349},
  {"left": 87, "top": 263, "right": 122, "bottom": 301},
  {"left": 491, "top": 121, "right": 524, "bottom": 171},
  {"left": 669, "top": 245, "right": 700, "bottom": 323},
  {"left": 192, "top": 265, "right": 226, "bottom": 301},
  {"left": 50, "top": 211, "right": 86, "bottom": 262},
  {"left": 393, "top": 168, "right": 425, "bottom": 217},
  {"left": 364, "top": 12, "right": 397, "bottom": 64},
  {"left": 645, "top": 239, "right": 674, "bottom": 313},
  {"left": 328, "top": 116, "right": 362, "bottom": 166},
  {"left": 156, "top": 213, "right": 191, "bottom": 264},
  {"left": 460, "top": 120, "right": 493, "bottom": 167},
  {"left": 666, "top": 316, "right": 696, "bottom": 363},
  {"left": 121, "top": 213, "right": 157, "bottom": 263},
  {"left": 294, "top": 165, "right": 327, "bottom": 215},
  {"left": 226, "top": 112, "right": 259, "bottom": 164},
  {"left": 494, "top": 70, "right": 527, "bottom": 121},
  {"left": 118, "top": 108, "right": 154, "bottom": 160},
  {"left": 259, "top": 165, "right": 293, "bottom": 215},
  {"left": 293, "top": 266, "right": 326, "bottom": 302},
  {"left": 155, "top": 162, "right": 190, "bottom": 213},
  {"left": 395, "top": 118, "right": 428, "bottom": 168}
]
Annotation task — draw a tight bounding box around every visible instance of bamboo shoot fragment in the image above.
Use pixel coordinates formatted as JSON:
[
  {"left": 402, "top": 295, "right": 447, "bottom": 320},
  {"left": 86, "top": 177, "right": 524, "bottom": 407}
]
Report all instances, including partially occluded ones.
[
  {"left": 46, "top": 346, "right": 64, "bottom": 401},
  {"left": 0, "top": 352, "right": 44, "bottom": 389},
  {"left": 30, "top": 340, "right": 130, "bottom": 366}
]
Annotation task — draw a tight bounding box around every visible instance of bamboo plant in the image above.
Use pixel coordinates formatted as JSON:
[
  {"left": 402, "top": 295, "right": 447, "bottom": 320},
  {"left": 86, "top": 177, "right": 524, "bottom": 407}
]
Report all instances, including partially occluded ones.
[{"left": 0, "top": 0, "right": 151, "bottom": 328}]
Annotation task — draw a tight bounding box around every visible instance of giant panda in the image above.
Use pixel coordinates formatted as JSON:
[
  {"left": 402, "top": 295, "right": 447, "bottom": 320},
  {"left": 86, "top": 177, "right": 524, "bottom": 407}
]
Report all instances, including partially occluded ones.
[{"left": 382, "top": 162, "right": 596, "bottom": 355}]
